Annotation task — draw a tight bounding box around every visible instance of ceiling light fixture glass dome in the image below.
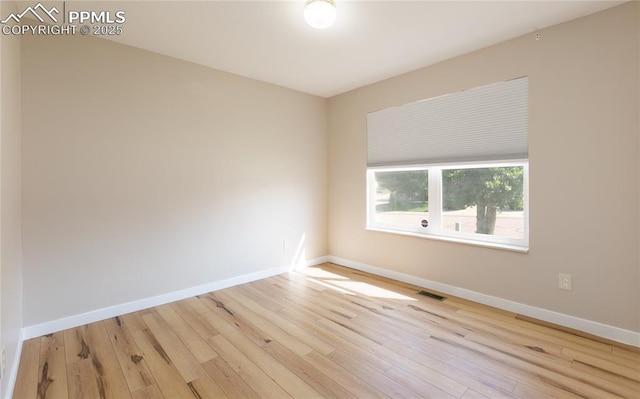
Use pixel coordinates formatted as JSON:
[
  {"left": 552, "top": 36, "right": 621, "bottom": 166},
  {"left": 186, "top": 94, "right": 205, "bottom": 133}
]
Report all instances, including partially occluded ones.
[{"left": 304, "top": 0, "right": 336, "bottom": 29}]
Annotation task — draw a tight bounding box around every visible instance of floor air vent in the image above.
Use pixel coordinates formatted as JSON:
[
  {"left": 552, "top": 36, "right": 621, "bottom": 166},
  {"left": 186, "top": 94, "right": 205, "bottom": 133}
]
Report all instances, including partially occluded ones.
[{"left": 417, "top": 290, "right": 446, "bottom": 301}]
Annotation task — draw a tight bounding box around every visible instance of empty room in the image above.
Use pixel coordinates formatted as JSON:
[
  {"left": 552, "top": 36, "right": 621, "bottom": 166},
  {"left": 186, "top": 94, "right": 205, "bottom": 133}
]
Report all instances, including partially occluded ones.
[{"left": 1, "top": 0, "right": 639, "bottom": 398}]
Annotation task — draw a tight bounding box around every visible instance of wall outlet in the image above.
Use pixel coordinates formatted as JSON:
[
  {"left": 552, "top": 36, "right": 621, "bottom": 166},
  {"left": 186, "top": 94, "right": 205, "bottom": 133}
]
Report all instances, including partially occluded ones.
[
  {"left": 559, "top": 273, "right": 572, "bottom": 291},
  {"left": 282, "top": 240, "right": 288, "bottom": 252}
]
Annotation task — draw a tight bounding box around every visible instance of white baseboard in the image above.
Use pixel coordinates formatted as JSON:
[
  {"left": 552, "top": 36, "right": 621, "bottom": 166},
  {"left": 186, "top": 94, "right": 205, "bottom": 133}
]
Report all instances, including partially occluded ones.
[
  {"left": 23, "top": 257, "right": 327, "bottom": 340},
  {"left": 19, "top": 254, "right": 639, "bottom": 347},
  {"left": 327, "top": 255, "right": 640, "bottom": 347},
  {"left": 295, "top": 255, "right": 329, "bottom": 270},
  {"left": 4, "top": 328, "right": 24, "bottom": 399}
]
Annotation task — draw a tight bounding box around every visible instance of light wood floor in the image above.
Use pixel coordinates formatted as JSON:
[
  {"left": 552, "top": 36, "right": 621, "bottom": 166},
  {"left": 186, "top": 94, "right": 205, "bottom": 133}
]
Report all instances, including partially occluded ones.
[{"left": 13, "top": 263, "right": 640, "bottom": 399}]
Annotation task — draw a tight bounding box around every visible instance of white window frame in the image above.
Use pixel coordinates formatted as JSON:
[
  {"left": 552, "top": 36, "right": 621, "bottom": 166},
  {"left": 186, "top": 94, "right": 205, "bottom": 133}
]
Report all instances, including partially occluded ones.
[{"left": 367, "top": 160, "right": 529, "bottom": 252}]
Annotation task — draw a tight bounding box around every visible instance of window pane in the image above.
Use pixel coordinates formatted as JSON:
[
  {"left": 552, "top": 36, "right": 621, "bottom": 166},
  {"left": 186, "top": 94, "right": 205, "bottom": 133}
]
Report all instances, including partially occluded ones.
[
  {"left": 373, "top": 170, "right": 428, "bottom": 231},
  {"left": 442, "top": 166, "right": 524, "bottom": 239}
]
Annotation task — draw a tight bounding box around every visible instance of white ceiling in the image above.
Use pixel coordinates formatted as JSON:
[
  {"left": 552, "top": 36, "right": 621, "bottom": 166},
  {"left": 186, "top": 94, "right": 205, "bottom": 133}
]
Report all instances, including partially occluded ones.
[{"left": 75, "top": 1, "right": 625, "bottom": 97}]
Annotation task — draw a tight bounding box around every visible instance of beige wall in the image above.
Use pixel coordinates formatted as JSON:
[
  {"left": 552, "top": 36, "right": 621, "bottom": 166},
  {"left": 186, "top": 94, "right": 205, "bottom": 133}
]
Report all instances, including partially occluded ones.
[
  {"left": 13, "top": 1, "right": 640, "bottom": 341},
  {"left": 0, "top": 1, "right": 23, "bottom": 396},
  {"left": 637, "top": 0, "right": 640, "bottom": 337},
  {"left": 328, "top": 2, "right": 639, "bottom": 332},
  {"left": 21, "top": 34, "right": 328, "bottom": 326}
]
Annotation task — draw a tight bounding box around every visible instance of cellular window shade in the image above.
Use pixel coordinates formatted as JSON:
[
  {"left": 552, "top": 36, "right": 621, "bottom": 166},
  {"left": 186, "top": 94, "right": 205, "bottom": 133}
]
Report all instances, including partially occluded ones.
[{"left": 367, "top": 77, "right": 528, "bottom": 167}]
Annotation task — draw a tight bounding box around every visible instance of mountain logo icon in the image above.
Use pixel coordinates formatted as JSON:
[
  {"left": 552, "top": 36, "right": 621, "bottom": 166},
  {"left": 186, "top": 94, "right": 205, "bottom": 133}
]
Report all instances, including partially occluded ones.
[{"left": 1, "top": 2, "right": 59, "bottom": 24}]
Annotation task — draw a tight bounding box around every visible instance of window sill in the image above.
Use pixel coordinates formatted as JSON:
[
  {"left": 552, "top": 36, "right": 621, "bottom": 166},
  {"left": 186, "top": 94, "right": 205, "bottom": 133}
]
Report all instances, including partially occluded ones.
[{"left": 366, "top": 227, "right": 530, "bottom": 254}]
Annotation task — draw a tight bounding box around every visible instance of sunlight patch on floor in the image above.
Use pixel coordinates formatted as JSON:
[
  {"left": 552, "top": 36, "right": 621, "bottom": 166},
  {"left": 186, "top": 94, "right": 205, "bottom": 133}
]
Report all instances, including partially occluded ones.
[
  {"left": 331, "top": 281, "right": 416, "bottom": 300},
  {"left": 298, "top": 267, "right": 349, "bottom": 280},
  {"left": 303, "top": 277, "right": 357, "bottom": 295},
  {"left": 295, "top": 266, "right": 416, "bottom": 301}
]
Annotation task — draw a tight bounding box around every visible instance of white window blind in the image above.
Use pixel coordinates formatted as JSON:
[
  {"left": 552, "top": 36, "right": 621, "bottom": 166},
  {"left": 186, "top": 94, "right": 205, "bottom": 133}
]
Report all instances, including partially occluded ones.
[{"left": 367, "top": 77, "right": 528, "bottom": 167}]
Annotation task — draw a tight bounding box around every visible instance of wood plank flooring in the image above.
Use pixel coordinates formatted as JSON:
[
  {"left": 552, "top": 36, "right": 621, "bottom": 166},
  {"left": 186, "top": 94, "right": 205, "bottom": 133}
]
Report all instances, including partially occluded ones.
[{"left": 12, "top": 263, "right": 640, "bottom": 398}]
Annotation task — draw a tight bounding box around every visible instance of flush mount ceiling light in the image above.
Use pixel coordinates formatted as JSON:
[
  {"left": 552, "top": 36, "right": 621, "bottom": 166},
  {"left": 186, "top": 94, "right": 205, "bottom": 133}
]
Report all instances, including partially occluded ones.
[{"left": 304, "top": 0, "right": 336, "bottom": 29}]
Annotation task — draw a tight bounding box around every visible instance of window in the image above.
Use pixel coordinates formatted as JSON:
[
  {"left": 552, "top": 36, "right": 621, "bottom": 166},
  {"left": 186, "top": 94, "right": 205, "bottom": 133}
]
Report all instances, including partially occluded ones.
[
  {"left": 366, "top": 77, "right": 529, "bottom": 251},
  {"left": 368, "top": 162, "right": 528, "bottom": 249}
]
